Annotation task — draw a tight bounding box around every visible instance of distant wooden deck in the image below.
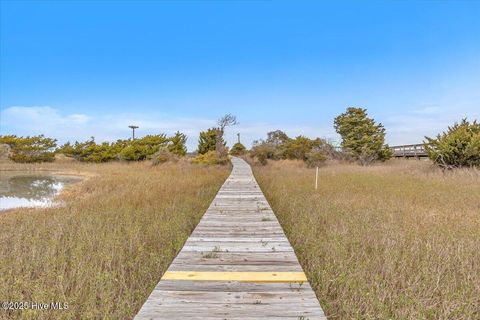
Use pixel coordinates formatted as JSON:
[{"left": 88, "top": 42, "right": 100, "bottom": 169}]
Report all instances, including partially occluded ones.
[
  {"left": 391, "top": 144, "right": 428, "bottom": 158},
  {"left": 135, "top": 157, "right": 326, "bottom": 319},
  {"left": 334, "top": 144, "right": 429, "bottom": 158}
]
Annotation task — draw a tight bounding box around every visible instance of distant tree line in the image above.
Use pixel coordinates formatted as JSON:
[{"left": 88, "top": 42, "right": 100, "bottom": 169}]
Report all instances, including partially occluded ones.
[
  {"left": 248, "top": 107, "right": 391, "bottom": 166},
  {"left": 58, "top": 132, "right": 187, "bottom": 162},
  {"left": 1, "top": 110, "right": 478, "bottom": 168},
  {"left": 249, "top": 130, "right": 333, "bottom": 167},
  {"left": 247, "top": 107, "right": 479, "bottom": 168},
  {"left": 0, "top": 131, "right": 187, "bottom": 164}
]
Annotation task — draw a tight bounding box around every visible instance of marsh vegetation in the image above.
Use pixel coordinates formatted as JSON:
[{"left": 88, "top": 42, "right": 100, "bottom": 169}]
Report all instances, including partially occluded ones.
[
  {"left": 0, "top": 161, "right": 229, "bottom": 319},
  {"left": 253, "top": 159, "right": 480, "bottom": 319}
]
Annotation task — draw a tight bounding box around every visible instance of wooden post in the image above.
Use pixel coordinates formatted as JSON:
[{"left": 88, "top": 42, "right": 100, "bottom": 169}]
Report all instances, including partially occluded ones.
[
  {"left": 315, "top": 167, "right": 319, "bottom": 190},
  {"left": 128, "top": 125, "right": 139, "bottom": 140}
]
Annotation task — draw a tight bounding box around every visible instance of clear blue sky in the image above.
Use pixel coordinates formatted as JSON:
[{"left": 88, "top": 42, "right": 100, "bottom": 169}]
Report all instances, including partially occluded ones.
[{"left": 1, "top": 0, "right": 479, "bottom": 150}]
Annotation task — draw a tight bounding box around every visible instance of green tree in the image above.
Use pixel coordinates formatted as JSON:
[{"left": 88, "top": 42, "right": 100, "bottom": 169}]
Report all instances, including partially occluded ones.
[
  {"left": 198, "top": 128, "right": 223, "bottom": 154},
  {"left": 265, "top": 130, "right": 290, "bottom": 159},
  {"left": 0, "top": 135, "right": 57, "bottom": 163},
  {"left": 266, "top": 130, "right": 290, "bottom": 147},
  {"left": 250, "top": 130, "right": 290, "bottom": 161},
  {"left": 230, "top": 142, "right": 246, "bottom": 156},
  {"left": 168, "top": 131, "right": 187, "bottom": 156},
  {"left": 425, "top": 119, "right": 480, "bottom": 168},
  {"left": 334, "top": 107, "right": 391, "bottom": 165},
  {"left": 197, "top": 114, "right": 237, "bottom": 157}
]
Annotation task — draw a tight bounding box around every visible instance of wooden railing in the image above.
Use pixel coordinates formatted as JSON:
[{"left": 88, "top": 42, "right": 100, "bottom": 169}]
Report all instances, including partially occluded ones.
[
  {"left": 333, "top": 144, "right": 429, "bottom": 158},
  {"left": 390, "top": 144, "right": 428, "bottom": 158}
]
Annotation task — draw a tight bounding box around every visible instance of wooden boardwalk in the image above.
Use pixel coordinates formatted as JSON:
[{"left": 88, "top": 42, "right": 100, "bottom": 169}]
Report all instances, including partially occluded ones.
[{"left": 135, "top": 157, "right": 326, "bottom": 319}]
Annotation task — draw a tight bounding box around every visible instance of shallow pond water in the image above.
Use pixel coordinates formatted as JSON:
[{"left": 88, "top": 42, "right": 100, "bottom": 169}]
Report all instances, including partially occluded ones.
[{"left": 0, "top": 173, "right": 82, "bottom": 211}]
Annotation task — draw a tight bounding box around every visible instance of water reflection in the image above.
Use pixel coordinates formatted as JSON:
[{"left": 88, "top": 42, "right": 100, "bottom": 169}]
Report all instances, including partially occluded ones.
[{"left": 0, "top": 174, "right": 81, "bottom": 211}]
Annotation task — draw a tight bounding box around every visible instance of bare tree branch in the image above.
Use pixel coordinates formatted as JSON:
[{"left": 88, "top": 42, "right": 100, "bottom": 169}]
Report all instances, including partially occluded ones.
[{"left": 217, "top": 114, "right": 238, "bottom": 131}]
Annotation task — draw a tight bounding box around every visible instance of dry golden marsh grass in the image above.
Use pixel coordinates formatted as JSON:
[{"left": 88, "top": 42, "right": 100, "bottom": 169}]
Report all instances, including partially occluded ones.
[
  {"left": 253, "top": 159, "right": 480, "bottom": 320},
  {"left": 0, "top": 161, "right": 230, "bottom": 319}
]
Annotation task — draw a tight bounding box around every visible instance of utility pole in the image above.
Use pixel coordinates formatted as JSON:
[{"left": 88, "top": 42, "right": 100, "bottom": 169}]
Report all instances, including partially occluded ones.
[
  {"left": 128, "top": 125, "right": 139, "bottom": 140},
  {"left": 237, "top": 133, "right": 240, "bottom": 144}
]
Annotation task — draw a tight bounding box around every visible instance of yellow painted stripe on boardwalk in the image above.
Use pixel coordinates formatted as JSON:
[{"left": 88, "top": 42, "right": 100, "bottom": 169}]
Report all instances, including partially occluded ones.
[{"left": 161, "top": 271, "right": 308, "bottom": 283}]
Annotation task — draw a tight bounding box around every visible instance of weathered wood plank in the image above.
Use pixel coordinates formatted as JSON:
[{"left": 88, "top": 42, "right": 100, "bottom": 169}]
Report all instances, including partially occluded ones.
[
  {"left": 173, "top": 252, "right": 300, "bottom": 264},
  {"left": 154, "top": 280, "right": 316, "bottom": 292},
  {"left": 161, "top": 271, "right": 308, "bottom": 282}
]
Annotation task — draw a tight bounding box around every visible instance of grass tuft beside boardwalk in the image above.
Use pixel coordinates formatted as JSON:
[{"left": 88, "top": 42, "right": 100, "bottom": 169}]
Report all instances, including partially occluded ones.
[
  {"left": 0, "top": 161, "right": 230, "bottom": 319},
  {"left": 253, "top": 160, "right": 480, "bottom": 320}
]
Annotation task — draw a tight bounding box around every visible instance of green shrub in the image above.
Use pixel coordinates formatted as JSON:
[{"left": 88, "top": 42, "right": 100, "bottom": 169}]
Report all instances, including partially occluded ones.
[
  {"left": 197, "top": 115, "right": 237, "bottom": 156},
  {"left": 168, "top": 131, "right": 187, "bottom": 156},
  {"left": 250, "top": 142, "right": 275, "bottom": 165},
  {"left": 57, "top": 138, "right": 120, "bottom": 162},
  {"left": 118, "top": 145, "right": 145, "bottom": 161},
  {"left": 230, "top": 142, "right": 246, "bottom": 156},
  {"left": 122, "top": 134, "right": 169, "bottom": 161},
  {"left": 284, "top": 136, "right": 324, "bottom": 161},
  {"left": 58, "top": 134, "right": 169, "bottom": 162},
  {"left": 0, "top": 135, "right": 57, "bottom": 163},
  {"left": 425, "top": 119, "right": 480, "bottom": 168},
  {"left": 191, "top": 150, "right": 229, "bottom": 165},
  {"left": 151, "top": 147, "right": 178, "bottom": 165},
  {"left": 305, "top": 149, "right": 327, "bottom": 168},
  {"left": 255, "top": 152, "right": 268, "bottom": 166},
  {"left": 250, "top": 130, "right": 334, "bottom": 166},
  {"left": 197, "top": 128, "right": 220, "bottom": 154},
  {"left": 334, "top": 107, "right": 392, "bottom": 165}
]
